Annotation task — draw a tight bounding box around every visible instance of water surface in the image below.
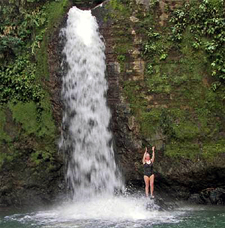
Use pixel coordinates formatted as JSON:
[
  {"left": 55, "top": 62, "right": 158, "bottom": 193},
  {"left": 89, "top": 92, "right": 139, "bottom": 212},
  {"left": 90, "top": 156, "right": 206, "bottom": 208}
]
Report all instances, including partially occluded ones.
[{"left": 1, "top": 196, "right": 225, "bottom": 228}]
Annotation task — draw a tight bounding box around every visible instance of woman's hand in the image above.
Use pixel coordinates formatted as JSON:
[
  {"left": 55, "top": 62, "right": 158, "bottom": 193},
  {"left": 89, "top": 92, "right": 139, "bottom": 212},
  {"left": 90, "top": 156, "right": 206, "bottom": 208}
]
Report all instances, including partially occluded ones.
[{"left": 152, "top": 146, "right": 155, "bottom": 151}]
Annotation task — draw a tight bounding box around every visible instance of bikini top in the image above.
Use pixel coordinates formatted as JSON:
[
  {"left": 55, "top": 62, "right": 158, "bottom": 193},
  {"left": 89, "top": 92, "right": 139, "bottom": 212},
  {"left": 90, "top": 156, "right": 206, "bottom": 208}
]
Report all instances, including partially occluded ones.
[{"left": 144, "top": 161, "right": 153, "bottom": 168}]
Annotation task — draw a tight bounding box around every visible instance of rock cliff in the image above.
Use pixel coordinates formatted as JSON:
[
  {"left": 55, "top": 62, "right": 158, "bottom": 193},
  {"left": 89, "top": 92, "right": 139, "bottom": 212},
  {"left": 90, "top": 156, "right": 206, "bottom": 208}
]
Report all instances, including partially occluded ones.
[
  {"left": 93, "top": 0, "right": 225, "bottom": 203},
  {"left": 0, "top": 0, "right": 224, "bottom": 206}
]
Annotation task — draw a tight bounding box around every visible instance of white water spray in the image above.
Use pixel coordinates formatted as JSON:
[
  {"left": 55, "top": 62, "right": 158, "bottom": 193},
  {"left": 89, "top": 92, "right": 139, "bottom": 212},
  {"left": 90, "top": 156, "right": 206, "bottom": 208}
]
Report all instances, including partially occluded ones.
[
  {"left": 59, "top": 7, "right": 124, "bottom": 199},
  {"left": 1, "top": 7, "right": 188, "bottom": 227}
]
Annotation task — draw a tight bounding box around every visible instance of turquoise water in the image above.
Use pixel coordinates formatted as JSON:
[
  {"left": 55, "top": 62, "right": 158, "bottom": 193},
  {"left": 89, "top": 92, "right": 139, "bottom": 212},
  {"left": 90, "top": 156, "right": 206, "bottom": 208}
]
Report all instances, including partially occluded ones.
[
  {"left": 0, "top": 197, "right": 225, "bottom": 228},
  {"left": 154, "top": 207, "right": 225, "bottom": 228}
]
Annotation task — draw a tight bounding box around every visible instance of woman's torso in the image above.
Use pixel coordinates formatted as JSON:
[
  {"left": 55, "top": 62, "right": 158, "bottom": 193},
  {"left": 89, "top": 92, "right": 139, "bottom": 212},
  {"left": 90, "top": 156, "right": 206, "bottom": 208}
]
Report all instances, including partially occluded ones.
[{"left": 143, "top": 161, "right": 153, "bottom": 176}]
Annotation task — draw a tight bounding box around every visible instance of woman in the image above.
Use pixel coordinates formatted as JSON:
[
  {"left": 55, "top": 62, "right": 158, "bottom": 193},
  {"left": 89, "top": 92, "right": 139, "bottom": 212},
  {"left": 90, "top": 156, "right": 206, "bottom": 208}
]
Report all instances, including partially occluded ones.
[{"left": 142, "top": 146, "right": 155, "bottom": 198}]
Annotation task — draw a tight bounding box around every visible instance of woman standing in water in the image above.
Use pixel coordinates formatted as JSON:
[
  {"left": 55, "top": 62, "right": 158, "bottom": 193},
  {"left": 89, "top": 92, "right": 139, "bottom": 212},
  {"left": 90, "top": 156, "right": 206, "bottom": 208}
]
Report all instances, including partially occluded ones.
[{"left": 142, "top": 146, "right": 155, "bottom": 198}]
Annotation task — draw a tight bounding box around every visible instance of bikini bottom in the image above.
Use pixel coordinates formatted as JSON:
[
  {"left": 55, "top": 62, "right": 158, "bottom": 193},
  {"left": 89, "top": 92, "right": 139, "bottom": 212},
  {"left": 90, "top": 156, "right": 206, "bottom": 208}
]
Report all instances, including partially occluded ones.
[{"left": 144, "top": 172, "right": 154, "bottom": 178}]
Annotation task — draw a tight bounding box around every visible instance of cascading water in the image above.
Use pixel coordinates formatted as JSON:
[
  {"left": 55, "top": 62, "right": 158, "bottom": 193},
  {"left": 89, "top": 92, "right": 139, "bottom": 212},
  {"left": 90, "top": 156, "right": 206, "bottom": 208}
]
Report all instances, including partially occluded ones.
[
  {"left": 59, "top": 6, "right": 124, "bottom": 200},
  {"left": 1, "top": 6, "right": 201, "bottom": 228}
]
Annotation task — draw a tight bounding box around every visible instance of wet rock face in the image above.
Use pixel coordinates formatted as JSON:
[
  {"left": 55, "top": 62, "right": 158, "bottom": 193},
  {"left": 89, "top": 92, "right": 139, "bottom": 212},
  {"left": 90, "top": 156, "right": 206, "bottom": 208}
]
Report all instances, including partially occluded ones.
[
  {"left": 91, "top": 0, "right": 172, "bottom": 189},
  {"left": 92, "top": 1, "right": 144, "bottom": 186},
  {"left": 0, "top": 3, "right": 69, "bottom": 207},
  {"left": 92, "top": 0, "right": 225, "bottom": 202},
  {"left": 0, "top": 151, "right": 65, "bottom": 207},
  {"left": 189, "top": 188, "right": 225, "bottom": 205}
]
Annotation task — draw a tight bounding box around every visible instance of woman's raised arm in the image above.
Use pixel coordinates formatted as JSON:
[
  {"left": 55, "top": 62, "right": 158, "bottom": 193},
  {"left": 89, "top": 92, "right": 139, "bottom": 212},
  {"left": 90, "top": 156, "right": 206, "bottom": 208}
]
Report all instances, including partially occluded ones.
[
  {"left": 142, "top": 147, "right": 147, "bottom": 164},
  {"left": 151, "top": 146, "right": 155, "bottom": 163}
]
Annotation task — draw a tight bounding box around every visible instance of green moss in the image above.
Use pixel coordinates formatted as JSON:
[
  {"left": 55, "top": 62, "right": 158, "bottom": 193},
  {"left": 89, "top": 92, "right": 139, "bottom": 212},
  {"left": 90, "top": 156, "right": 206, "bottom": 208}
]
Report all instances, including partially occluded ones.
[
  {"left": 9, "top": 100, "right": 55, "bottom": 137},
  {"left": 172, "top": 121, "right": 200, "bottom": 140},
  {"left": 106, "top": 0, "right": 133, "bottom": 63},
  {"left": 168, "top": 108, "right": 187, "bottom": 119},
  {"left": 38, "top": 98, "right": 56, "bottom": 137},
  {"left": 6, "top": 0, "right": 68, "bottom": 137},
  {"left": 0, "top": 153, "right": 6, "bottom": 168},
  {"left": 146, "top": 71, "right": 172, "bottom": 94},
  {"left": 0, "top": 152, "right": 12, "bottom": 169},
  {"left": 0, "top": 0, "right": 68, "bottom": 174},
  {"left": 31, "top": 149, "right": 52, "bottom": 166},
  {"left": 104, "top": 0, "right": 130, "bottom": 25},
  {"left": 0, "top": 143, "right": 15, "bottom": 168},
  {"left": 165, "top": 140, "right": 200, "bottom": 160},
  {"left": 36, "top": 0, "right": 70, "bottom": 80},
  {"left": 0, "top": 108, "right": 11, "bottom": 142},
  {"left": 109, "top": 0, "right": 129, "bottom": 15},
  {"left": 105, "top": 0, "right": 225, "bottom": 161},
  {"left": 140, "top": 109, "right": 161, "bottom": 136},
  {"left": 117, "top": 54, "right": 126, "bottom": 72},
  {"left": 202, "top": 140, "right": 225, "bottom": 160},
  {"left": 31, "top": 151, "right": 42, "bottom": 166},
  {"left": 180, "top": 28, "right": 195, "bottom": 56},
  {"left": 113, "top": 27, "right": 132, "bottom": 54},
  {"left": 29, "top": 141, "right": 58, "bottom": 171},
  {"left": 36, "top": 36, "right": 49, "bottom": 80},
  {"left": 122, "top": 80, "right": 148, "bottom": 116},
  {"left": 9, "top": 101, "right": 39, "bottom": 135}
]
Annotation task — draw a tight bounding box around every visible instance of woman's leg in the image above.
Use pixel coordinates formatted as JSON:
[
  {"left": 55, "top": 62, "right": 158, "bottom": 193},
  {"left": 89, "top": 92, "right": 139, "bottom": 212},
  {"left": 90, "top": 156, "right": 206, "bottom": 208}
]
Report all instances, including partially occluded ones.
[
  {"left": 144, "top": 175, "right": 150, "bottom": 197},
  {"left": 150, "top": 174, "right": 155, "bottom": 197}
]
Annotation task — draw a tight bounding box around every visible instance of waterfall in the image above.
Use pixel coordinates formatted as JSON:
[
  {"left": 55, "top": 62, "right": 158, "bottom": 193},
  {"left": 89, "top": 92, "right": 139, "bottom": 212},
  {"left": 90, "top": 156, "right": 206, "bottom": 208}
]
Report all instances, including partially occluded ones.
[{"left": 59, "top": 6, "right": 124, "bottom": 200}]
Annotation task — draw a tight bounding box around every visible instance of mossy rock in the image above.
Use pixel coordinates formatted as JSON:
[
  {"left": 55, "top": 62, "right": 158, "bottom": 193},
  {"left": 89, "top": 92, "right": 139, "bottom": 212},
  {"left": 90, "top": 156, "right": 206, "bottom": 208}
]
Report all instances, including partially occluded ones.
[
  {"left": 8, "top": 101, "right": 55, "bottom": 137},
  {"left": 0, "top": 108, "right": 11, "bottom": 142}
]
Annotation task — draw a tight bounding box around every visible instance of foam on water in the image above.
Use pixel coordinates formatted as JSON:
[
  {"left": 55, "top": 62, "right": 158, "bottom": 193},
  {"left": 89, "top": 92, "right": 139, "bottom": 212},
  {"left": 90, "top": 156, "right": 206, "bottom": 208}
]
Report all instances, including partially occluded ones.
[
  {"left": 4, "top": 203, "right": 225, "bottom": 228},
  {"left": 57, "top": 196, "right": 157, "bottom": 220},
  {"left": 3, "top": 197, "right": 184, "bottom": 228}
]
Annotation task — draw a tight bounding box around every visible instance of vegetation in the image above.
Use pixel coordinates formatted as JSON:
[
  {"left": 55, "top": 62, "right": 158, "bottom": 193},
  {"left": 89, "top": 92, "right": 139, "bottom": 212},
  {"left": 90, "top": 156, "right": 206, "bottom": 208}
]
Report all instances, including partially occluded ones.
[
  {"left": 0, "top": 0, "right": 70, "bottom": 168},
  {"left": 0, "top": 0, "right": 224, "bottom": 168},
  {"left": 169, "top": 0, "right": 225, "bottom": 89},
  {"left": 0, "top": 0, "right": 69, "bottom": 103},
  {"left": 114, "top": 0, "right": 225, "bottom": 160}
]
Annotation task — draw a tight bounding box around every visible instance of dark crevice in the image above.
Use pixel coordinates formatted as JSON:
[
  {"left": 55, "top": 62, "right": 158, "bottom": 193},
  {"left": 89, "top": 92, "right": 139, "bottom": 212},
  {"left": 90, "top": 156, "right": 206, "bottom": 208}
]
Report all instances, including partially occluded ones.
[{"left": 71, "top": 0, "right": 105, "bottom": 9}]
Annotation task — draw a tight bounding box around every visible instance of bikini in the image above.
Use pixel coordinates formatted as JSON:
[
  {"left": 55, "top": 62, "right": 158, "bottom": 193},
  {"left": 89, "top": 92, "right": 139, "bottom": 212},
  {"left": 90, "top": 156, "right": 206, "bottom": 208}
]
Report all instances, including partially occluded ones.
[{"left": 144, "top": 161, "right": 154, "bottom": 177}]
